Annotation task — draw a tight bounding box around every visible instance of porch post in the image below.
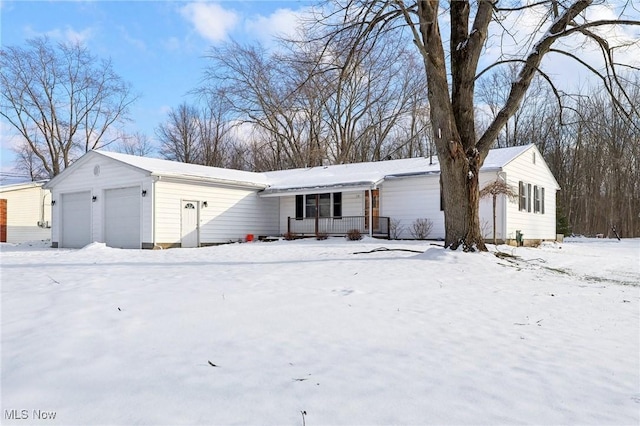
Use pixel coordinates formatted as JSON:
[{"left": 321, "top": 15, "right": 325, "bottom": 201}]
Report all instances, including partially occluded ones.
[
  {"left": 315, "top": 194, "right": 319, "bottom": 235},
  {"left": 368, "top": 188, "right": 373, "bottom": 237}
]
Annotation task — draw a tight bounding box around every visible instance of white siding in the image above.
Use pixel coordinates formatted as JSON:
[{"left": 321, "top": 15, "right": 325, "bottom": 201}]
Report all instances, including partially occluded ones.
[
  {"left": 380, "top": 176, "right": 444, "bottom": 239},
  {"left": 478, "top": 171, "right": 508, "bottom": 242},
  {"left": 342, "top": 192, "right": 362, "bottom": 216},
  {"left": 155, "top": 179, "right": 279, "bottom": 245},
  {"left": 49, "top": 154, "right": 152, "bottom": 246},
  {"left": 0, "top": 184, "right": 51, "bottom": 243},
  {"left": 502, "top": 147, "right": 558, "bottom": 241}
]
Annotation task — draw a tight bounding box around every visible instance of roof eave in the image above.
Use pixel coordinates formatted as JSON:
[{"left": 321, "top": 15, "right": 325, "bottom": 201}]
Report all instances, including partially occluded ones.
[
  {"left": 259, "top": 181, "right": 378, "bottom": 197},
  {"left": 152, "top": 173, "right": 267, "bottom": 189}
]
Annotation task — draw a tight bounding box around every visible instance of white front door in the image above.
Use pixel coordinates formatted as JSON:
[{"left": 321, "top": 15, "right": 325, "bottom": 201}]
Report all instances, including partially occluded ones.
[{"left": 181, "top": 201, "right": 199, "bottom": 248}]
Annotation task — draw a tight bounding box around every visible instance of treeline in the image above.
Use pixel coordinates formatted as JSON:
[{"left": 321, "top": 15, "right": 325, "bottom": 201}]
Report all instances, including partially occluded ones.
[
  {"left": 3, "top": 36, "right": 636, "bottom": 237},
  {"left": 154, "top": 33, "right": 639, "bottom": 238}
]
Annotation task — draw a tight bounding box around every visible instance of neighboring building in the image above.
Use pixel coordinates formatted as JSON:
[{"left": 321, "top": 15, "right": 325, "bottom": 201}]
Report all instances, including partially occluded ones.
[
  {"left": 0, "top": 181, "right": 51, "bottom": 243},
  {"left": 44, "top": 144, "right": 559, "bottom": 249}
]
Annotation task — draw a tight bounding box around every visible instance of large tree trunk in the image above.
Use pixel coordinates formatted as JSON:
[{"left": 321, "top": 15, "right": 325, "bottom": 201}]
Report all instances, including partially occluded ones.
[
  {"left": 438, "top": 144, "right": 486, "bottom": 251},
  {"left": 417, "top": 1, "right": 487, "bottom": 251}
]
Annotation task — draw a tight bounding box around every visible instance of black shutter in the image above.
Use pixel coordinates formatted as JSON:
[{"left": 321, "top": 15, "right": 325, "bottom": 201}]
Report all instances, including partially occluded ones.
[
  {"left": 333, "top": 192, "right": 342, "bottom": 217},
  {"left": 519, "top": 181, "right": 524, "bottom": 211},
  {"left": 295, "top": 195, "right": 304, "bottom": 218}
]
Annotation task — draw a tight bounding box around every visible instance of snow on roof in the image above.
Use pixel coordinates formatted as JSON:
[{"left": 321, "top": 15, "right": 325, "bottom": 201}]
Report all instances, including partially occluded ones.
[
  {"left": 0, "top": 180, "right": 48, "bottom": 192},
  {"left": 261, "top": 145, "right": 533, "bottom": 194},
  {"left": 482, "top": 144, "right": 532, "bottom": 169},
  {"left": 95, "top": 151, "right": 269, "bottom": 187},
  {"left": 263, "top": 157, "right": 440, "bottom": 193},
  {"left": 82, "top": 145, "right": 533, "bottom": 194}
]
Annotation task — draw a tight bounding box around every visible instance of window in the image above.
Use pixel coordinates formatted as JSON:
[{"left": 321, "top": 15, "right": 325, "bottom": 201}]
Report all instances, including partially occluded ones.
[
  {"left": 296, "top": 193, "right": 342, "bottom": 218},
  {"left": 519, "top": 181, "right": 531, "bottom": 212},
  {"left": 533, "top": 186, "right": 545, "bottom": 214},
  {"left": 520, "top": 182, "right": 545, "bottom": 214},
  {"left": 305, "top": 195, "right": 317, "bottom": 218}
]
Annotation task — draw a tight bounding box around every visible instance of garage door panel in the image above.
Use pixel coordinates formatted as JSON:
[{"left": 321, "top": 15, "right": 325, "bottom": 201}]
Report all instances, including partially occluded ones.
[
  {"left": 105, "top": 187, "right": 140, "bottom": 249},
  {"left": 61, "top": 191, "right": 91, "bottom": 248}
]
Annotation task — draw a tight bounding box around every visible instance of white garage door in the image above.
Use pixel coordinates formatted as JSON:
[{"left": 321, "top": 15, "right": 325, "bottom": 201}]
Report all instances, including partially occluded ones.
[
  {"left": 61, "top": 191, "right": 91, "bottom": 248},
  {"left": 105, "top": 187, "right": 141, "bottom": 249}
]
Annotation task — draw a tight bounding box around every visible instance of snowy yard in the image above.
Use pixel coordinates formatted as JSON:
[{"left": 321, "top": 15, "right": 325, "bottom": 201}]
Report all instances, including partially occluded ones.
[{"left": 1, "top": 237, "right": 639, "bottom": 425}]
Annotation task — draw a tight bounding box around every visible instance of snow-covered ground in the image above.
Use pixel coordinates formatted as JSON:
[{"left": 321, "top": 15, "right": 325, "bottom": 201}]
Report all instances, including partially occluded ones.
[{"left": 1, "top": 237, "right": 638, "bottom": 425}]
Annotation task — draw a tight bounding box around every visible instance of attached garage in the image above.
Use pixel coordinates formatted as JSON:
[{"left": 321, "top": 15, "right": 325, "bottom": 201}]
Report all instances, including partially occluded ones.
[
  {"left": 44, "top": 150, "right": 280, "bottom": 249},
  {"left": 61, "top": 191, "right": 91, "bottom": 248}
]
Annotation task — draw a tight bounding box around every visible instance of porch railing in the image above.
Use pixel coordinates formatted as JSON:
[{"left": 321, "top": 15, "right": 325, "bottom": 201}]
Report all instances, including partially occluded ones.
[{"left": 287, "top": 216, "right": 390, "bottom": 238}]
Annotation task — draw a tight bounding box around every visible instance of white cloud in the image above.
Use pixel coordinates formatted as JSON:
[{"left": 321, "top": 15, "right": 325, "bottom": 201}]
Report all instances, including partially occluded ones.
[
  {"left": 23, "top": 25, "right": 92, "bottom": 45},
  {"left": 180, "top": 2, "right": 238, "bottom": 43},
  {"left": 244, "top": 8, "right": 305, "bottom": 42}
]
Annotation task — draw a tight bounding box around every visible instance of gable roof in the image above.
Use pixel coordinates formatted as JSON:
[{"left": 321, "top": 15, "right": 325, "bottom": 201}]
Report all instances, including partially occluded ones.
[
  {"left": 45, "top": 144, "right": 549, "bottom": 193},
  {"left": 44, "top": 150, "right": 269, "bottom": 189}
]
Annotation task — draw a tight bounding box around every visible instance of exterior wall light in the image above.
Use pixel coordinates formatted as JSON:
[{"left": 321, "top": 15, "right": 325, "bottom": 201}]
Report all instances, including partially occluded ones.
[
  {"left": 51, "top": 200, "right": 56, "bottom": 206},
  {"left": 92, "top": 196, "right": 97, "bottom": 202},
  {"left": 202, "top": 201, "right": 208, "bottom": 207},
  {"left": 142, "top": 190, "right": 147, "bottom": 197}
]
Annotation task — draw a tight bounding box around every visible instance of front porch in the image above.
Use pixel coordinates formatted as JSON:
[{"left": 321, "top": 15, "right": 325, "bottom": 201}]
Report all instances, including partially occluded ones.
[{"left": 287, "top": 216, "right": 390, "bottom": 238}]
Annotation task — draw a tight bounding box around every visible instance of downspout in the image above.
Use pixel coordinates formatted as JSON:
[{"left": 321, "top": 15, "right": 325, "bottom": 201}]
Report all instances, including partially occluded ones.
[
  {"left": 40, "top": 188, "right": 49, "bottom": 226},
  {"left": 315, "top": 194, "right": 319, "bottom": 235},
  {"left": 152, "top": 176, "right": 159, "bottom": 249}
]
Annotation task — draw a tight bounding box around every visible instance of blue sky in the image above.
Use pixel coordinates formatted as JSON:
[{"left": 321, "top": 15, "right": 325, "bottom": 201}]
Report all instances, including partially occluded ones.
[
  {"left": 1, "top": 1, "right": 638, "bottom": 181},
  {"left": 1, "top": 0, "right": 312, "bottom": 178}
]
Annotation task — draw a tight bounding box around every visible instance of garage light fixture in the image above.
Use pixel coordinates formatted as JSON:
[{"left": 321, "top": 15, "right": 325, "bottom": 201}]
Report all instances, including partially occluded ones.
[
  {"left": 141, "top": 189, "right": 147, "bottom": 197},
  {"left": 51, "top": 200, "right": 56, "bottom": 206},
  {"left": 92, "top": 196, "right": 97, "bottom": 202},
  {"left": 202, "top": 201, "right": 208, "bottom": 207}
]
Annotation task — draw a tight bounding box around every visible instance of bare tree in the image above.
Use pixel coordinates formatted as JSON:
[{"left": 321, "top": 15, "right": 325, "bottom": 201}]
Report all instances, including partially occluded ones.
[
  {"left": 117, "top": 132, "right": 155, "bottom": 157},
  {"left": 314, "top": 1, "right": 639, "bottom": 250},
  {"left": 480, "top": 179, "right": 518, "bottom": 244},
  {"left": 0, "top": 37, "right": 138, "bottom": 178},
  {"left": 157, "top": 103, "right": 200, "bottom": 163}
]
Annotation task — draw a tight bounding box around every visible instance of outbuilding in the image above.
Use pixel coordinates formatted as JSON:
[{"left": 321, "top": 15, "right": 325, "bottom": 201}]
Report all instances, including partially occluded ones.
[
  {"left": 44, "top": 144, "right": 559, "bottom": 248},
  {"left": 0, "top": 181, "right": 51, "bottom": 243}
]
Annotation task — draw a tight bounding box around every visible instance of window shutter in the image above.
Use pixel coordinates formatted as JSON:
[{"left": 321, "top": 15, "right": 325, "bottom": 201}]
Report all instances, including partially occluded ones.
[
  {"left": 333, "top": 192, "right": 342, "bottom": 217},
  {"left": 541, "top": 187, "right": 545, "bottom": 214},
  {"left": 519, "top": 181, "right": 525, "bottom": 211},
  {"left": 295, "top": 195, "right": 303, "bottom": 218},
  {"left": 440, "top": 177, "right": 444, "bottom": 211},
  {"left": 527, "top": 184, "right": 532, "bottom": 212}
]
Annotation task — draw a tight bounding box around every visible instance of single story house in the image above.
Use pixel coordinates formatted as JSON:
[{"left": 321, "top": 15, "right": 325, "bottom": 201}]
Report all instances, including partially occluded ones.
[
  {"left": 44, "top": 144, "right": 559, "bottom": 248},
  {"left": 0, "top": 181, "right": 52, "bottom": 243}
]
